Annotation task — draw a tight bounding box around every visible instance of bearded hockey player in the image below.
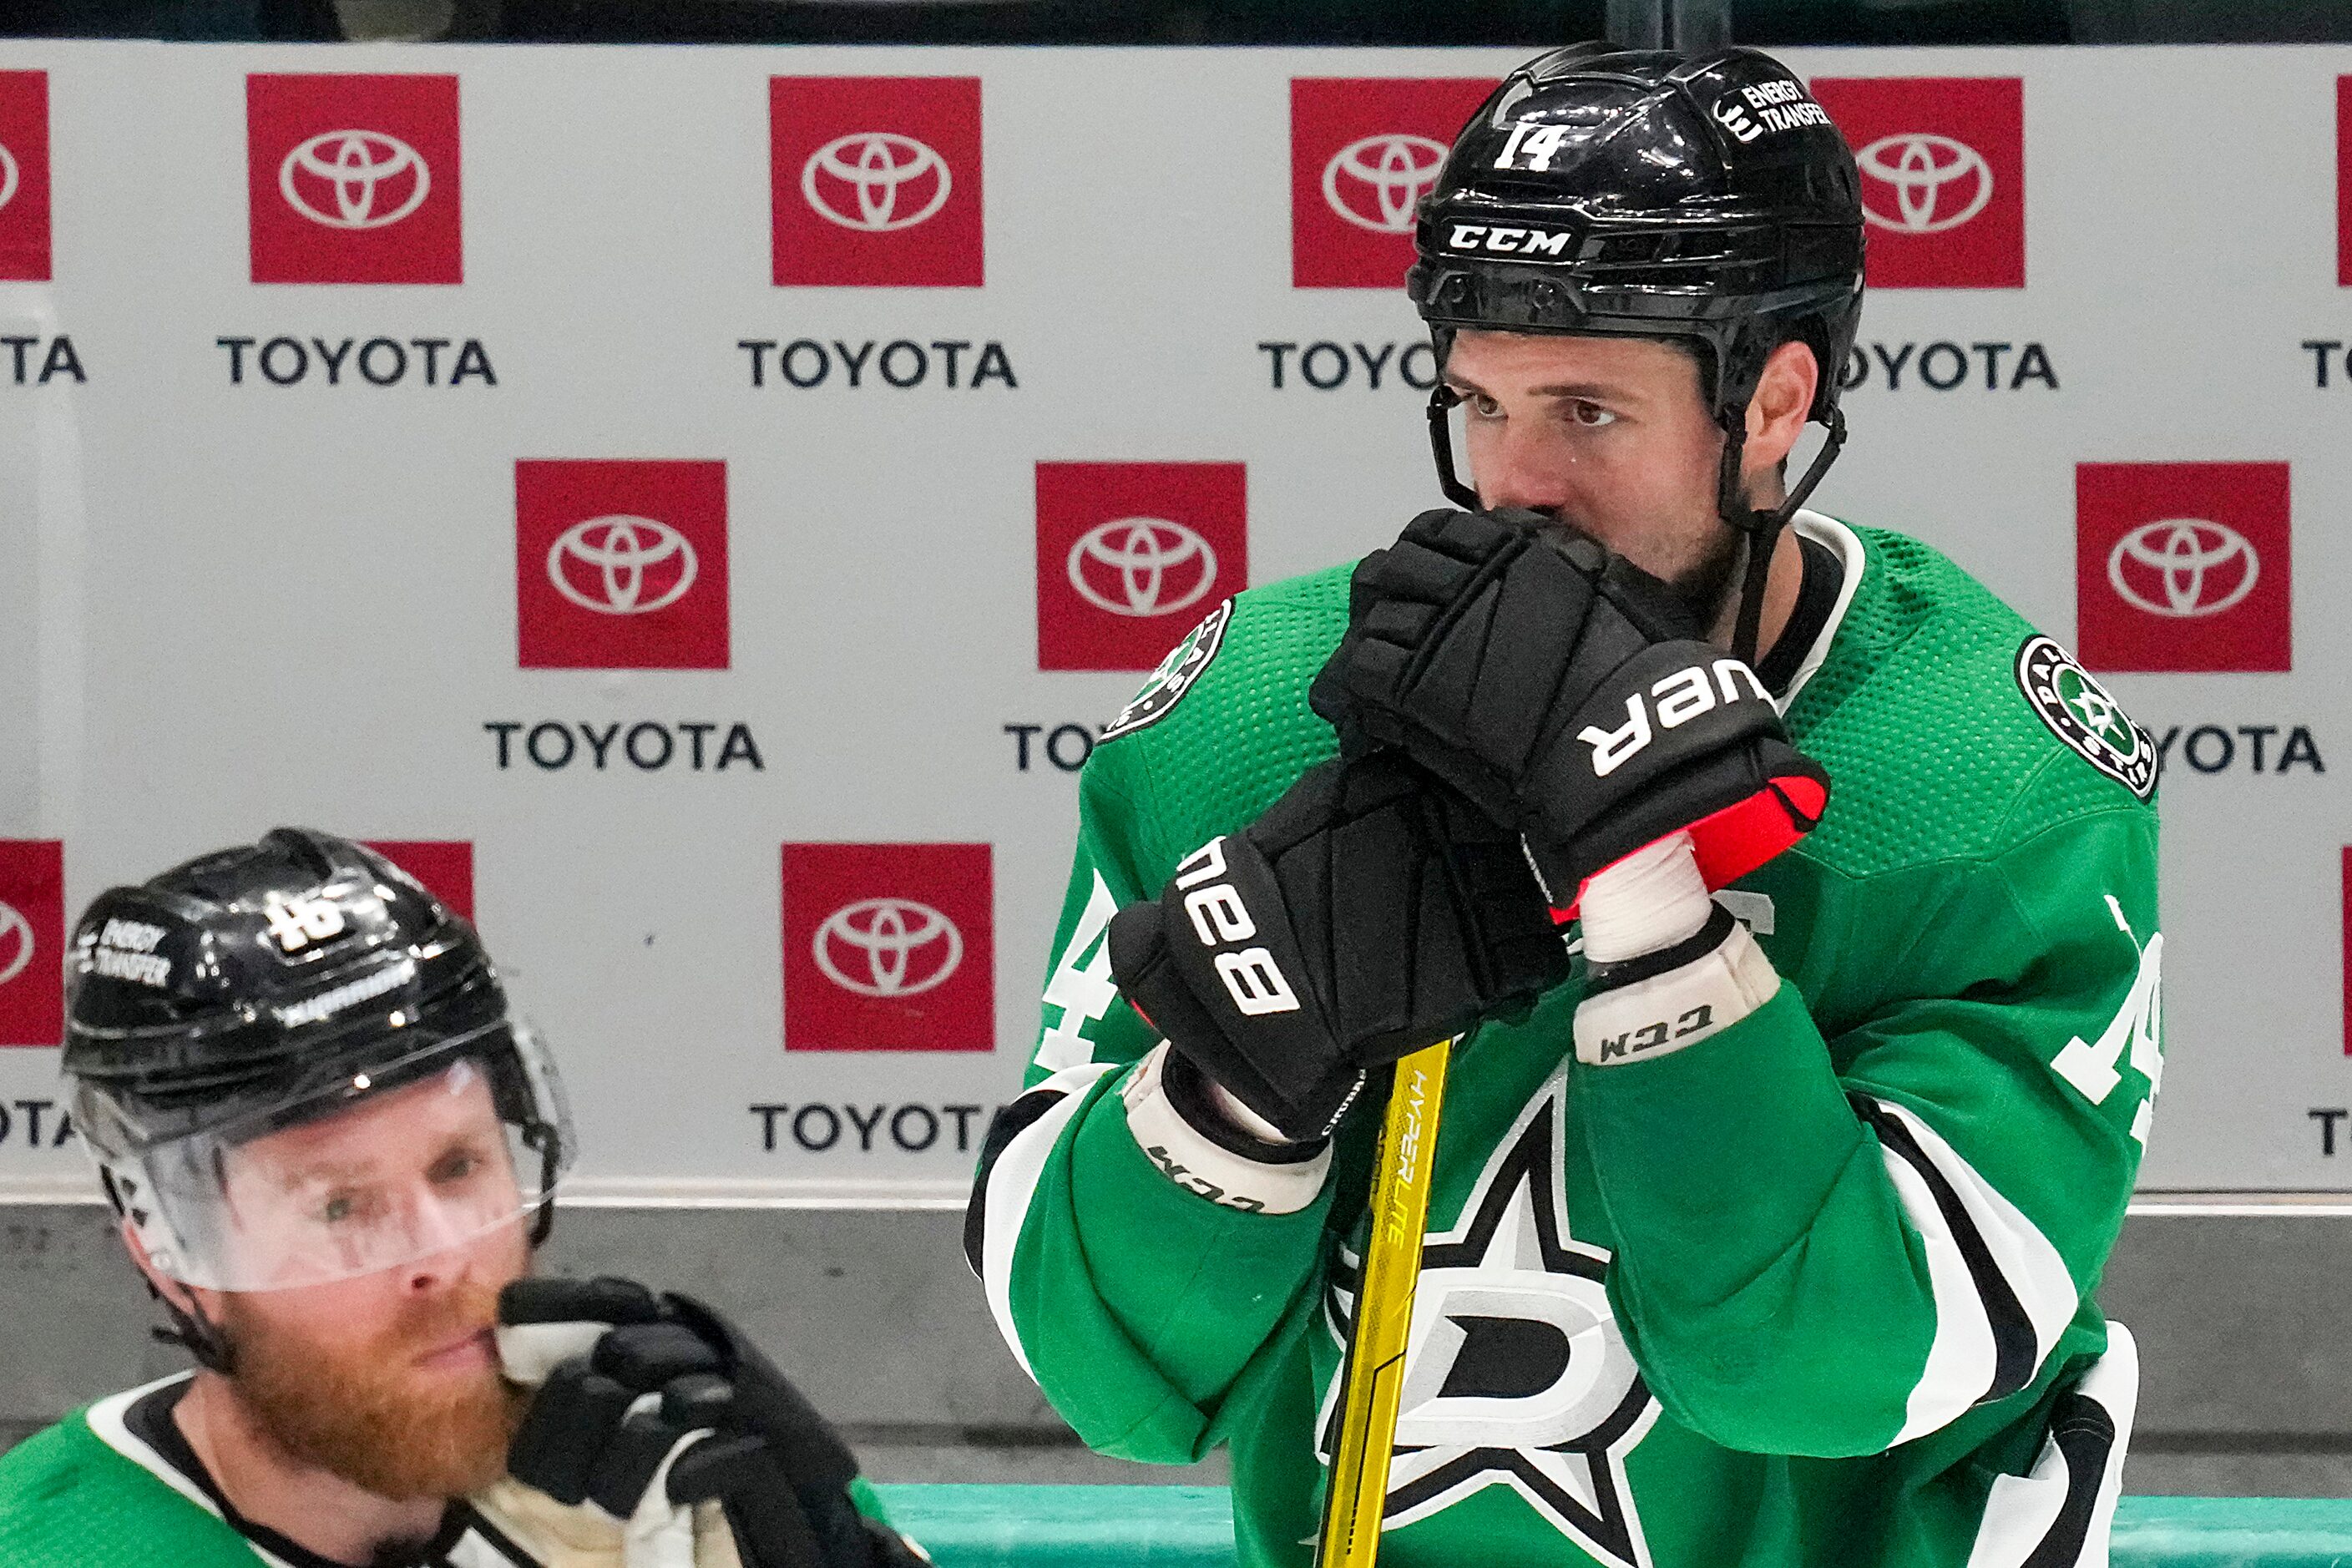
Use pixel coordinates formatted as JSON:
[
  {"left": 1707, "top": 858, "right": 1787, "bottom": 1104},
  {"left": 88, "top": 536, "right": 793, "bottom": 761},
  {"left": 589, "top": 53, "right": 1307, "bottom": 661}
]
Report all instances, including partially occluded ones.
[
  {"left": 967, "top": 43, "right": 2162, "bottom": 1568},
  {"left": 0, "top": 829, "right": 925, "bottom": 1568}
]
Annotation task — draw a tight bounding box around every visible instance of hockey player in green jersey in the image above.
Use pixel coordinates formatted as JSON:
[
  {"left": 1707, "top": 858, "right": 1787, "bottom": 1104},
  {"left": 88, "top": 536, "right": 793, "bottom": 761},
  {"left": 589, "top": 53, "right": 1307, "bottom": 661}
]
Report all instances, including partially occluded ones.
[
  {"left": 0, "top": 829, "right": 924, "bottom": 1568},
  {"left": 967, "top": 43, "right": 2161, "bottom": 1568}
]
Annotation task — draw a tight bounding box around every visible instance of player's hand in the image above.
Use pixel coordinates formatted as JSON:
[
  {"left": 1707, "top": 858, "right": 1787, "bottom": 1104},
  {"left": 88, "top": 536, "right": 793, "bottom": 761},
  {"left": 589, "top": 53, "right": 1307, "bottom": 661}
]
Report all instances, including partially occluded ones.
[
  {"left": 498, "top": 1277, "right": 926, "bottom": 1568},
  {"left": 1308, "top": 507, "right": 1829, "bottom": 914},
  {"left": 1105, "top": 751, "right": 1571, "bottom": 1143}
]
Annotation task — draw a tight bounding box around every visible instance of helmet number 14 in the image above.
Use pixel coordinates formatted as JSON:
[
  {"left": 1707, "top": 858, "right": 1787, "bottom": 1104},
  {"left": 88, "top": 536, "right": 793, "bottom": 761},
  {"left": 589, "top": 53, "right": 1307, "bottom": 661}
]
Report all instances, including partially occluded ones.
[{"left": 1492, "top": 122, "right": 1571, "bottom": 173}]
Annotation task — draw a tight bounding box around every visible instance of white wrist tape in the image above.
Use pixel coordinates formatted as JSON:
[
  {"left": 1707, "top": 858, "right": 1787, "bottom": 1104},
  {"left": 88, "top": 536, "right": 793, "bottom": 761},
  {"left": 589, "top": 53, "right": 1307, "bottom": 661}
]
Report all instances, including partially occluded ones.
[
  {"left": 1120, "top": 1044, "right": 1332, "bottom": 1215},
  {"left": 1579, "top": 832, "right": 1712, "bottom": 964},
  {"left": 1576, "top": 918, "right": 1780, "bottom": 1066},
  {"left": 1205, "top": 1079, "right": 1293, "bottom": 1146}
]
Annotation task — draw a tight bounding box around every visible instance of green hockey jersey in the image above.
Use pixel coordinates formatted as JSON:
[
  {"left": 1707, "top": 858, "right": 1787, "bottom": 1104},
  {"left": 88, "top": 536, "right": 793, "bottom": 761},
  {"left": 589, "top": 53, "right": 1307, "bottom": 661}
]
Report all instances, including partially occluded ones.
[
  {"left": 0, "top": 1373, "right": 916, "bottom": 1568},
  {"left": 968, "top": 513, "right": 2163, "bottom": 1568}
]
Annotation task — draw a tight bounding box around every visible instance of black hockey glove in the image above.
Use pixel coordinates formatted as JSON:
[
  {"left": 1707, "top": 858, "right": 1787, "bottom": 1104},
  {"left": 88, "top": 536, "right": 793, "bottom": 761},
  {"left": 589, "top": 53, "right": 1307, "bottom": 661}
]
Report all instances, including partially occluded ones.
[
  {"left": 1106, "top": 751, "right": 1571, "bottom": 1143},
  {"left": 498, "top": 1277, "right": 925, "bottom": 1568},
  {"left": 1308, "top": 508, "right": 1829, "bottom": 914}
]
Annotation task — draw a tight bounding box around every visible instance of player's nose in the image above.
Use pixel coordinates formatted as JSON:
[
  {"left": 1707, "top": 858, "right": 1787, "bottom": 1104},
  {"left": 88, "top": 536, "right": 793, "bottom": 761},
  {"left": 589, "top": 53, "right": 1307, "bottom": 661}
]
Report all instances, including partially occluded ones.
[{"left": 1475, "top": 424, "right": 1574, "bottom": 518}]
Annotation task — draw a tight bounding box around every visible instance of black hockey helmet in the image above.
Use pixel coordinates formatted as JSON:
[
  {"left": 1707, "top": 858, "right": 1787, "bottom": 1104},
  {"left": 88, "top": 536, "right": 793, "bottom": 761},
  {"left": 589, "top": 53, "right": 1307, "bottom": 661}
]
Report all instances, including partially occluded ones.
[
  {"left": 63, "top": 830, "right": 572, "bottom": 1317},
  {"left": 1408, "top": 43, "right": 1865, "bottom": 660}
]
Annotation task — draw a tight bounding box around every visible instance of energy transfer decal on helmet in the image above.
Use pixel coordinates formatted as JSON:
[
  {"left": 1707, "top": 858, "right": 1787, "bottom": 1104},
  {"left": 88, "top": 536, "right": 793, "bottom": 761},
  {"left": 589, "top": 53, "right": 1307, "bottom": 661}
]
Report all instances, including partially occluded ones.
[
  {"left": 1709, "top": 78, "right": 1834, "bottom": 144},
  {"left": 2015, "top": 635, "right": 2157, "bottom": 802}
]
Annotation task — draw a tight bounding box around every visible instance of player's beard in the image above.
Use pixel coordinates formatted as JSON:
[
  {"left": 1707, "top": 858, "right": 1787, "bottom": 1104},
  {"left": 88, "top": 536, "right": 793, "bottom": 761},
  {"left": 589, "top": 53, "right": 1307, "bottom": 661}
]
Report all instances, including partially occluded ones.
[
  {"left": 218, "top": 1278, "right": 525, "bottom": 1502},
  {"left": 1665, "top": 520, "right": 1747, "bottom": 641}
]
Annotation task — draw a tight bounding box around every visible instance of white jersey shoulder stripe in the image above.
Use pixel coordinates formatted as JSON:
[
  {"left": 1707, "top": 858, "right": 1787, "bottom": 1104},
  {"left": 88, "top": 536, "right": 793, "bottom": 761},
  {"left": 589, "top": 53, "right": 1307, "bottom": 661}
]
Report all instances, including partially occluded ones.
[
  {"left": 976, "top": 1063, "right": 1117, "bottom": 1381},
  {"left": 1856, "top": 1094, "right": 2080, "bottom": 1445}
]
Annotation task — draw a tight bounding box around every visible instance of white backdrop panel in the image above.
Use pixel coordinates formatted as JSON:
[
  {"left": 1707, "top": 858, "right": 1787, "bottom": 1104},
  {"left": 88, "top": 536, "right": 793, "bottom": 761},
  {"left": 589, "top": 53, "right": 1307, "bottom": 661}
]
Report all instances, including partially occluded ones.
[{"left": 0, "top": 43, "right": 2339, "bottom": 1197}]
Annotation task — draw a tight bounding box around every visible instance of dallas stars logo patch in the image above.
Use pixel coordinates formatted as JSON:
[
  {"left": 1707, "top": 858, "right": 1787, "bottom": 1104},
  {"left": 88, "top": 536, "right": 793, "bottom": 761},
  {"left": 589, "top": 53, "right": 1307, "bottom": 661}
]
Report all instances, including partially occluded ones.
[
  {"left": 2016, "top": 635, "right": 2157, "bottom": 801},
  {"left": 1320, "top": 1076, "right": 1657, "bottom": 1567},
  {"left": 1100, "top": 599, "right": 1232, "bottom": 742}
]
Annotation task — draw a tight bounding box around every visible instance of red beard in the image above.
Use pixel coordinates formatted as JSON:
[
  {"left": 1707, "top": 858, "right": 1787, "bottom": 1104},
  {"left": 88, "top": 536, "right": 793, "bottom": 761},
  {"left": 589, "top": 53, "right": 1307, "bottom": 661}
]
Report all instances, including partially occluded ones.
[{"left": 220, "top": 1278, "right": 525, "bottom": 1501}]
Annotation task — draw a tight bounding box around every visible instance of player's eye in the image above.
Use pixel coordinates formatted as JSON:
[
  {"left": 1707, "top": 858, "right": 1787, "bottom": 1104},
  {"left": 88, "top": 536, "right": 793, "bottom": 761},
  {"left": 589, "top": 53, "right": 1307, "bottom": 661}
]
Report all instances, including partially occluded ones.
[
  {"left": 1453, "top": 387, "right": 1503, "bottom": 420},
  {"left": 316, "top": 1189, "right": 372, "bottom": 1226},
  {"left": 1565, "top": 400, "right": 1618, "bottom": 429},
  {"left": 428, "top": 1143, "right": 484, "bottom": 1186}
]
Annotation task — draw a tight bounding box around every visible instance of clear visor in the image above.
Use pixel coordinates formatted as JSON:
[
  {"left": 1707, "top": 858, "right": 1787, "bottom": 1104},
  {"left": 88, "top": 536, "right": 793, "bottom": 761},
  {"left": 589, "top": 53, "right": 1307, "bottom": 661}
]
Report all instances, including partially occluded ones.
[{"left": 77, "top": 1022, "right": 573, "bottom": 1293}]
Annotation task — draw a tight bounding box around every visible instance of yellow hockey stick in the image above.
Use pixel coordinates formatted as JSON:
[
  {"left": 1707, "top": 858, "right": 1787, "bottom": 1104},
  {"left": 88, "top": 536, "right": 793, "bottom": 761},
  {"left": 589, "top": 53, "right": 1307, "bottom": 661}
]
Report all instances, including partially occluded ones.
[{"left": 1317, "top": 1036, "right": 1454, "bottom": 1568}]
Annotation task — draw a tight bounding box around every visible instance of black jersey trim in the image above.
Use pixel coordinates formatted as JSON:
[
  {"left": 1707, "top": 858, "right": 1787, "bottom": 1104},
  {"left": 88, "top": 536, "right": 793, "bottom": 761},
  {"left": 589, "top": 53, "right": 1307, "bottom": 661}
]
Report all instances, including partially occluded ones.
[
  {"left": 1755, "top": 534, "right": 1842, "bottom": 697},
  {"left": 963, "top": 1086, "right": 1070, "bottom": 1277},
  {"left": 2020, "top": 1390, "right": 2120, "bottom": 1568},
  {"left": 1851, "top": 1092, "right": 2039, "bottom": 1405},
  {"left": 123, "top": 1378, "right": 472, "bottom": 1568}
]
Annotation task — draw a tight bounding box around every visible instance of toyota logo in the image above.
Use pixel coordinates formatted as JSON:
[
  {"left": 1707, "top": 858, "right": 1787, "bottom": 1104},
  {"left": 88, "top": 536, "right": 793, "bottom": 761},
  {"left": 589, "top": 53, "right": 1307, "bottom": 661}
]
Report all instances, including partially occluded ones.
[
  {"left": 279, "top": 129, "right": 432, "bottom": 231},
  {"left": 1067, "top": 518, "right": 1219, "bottom": 619},
  {"left": 812, "top": 898, "right": 964, "bottom": 998},
  {"left": 801, "top": 132, "right": 952, "bottom": 233},
  {"left": 1322, "top": 133, "right": 1449, "bottom": 234},
  {"left": 2107, "top": 518, "right": 2260, "bottom": 619},
  {"left": 1854, "top": 133, "right": 1993, "bottom": 235},
  {"left": 0, "top": 143, "right": 18, "bottom": 215},
  {"left": 0, "top": 901, "right": 33, "bottom": 989},
  {"left": 547, "top": 515, "right": 700, "bottom": 616}
]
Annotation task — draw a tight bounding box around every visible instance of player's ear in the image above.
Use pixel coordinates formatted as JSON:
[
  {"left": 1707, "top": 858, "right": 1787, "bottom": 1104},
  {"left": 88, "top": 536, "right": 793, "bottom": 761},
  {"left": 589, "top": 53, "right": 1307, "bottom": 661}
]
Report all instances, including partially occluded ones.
[
  {"left": 119, "top": 1215, "right": 210, "bottom": 1320},
  {"left": 1742, "top": 339, "right": 1818, "bottom": 475}
]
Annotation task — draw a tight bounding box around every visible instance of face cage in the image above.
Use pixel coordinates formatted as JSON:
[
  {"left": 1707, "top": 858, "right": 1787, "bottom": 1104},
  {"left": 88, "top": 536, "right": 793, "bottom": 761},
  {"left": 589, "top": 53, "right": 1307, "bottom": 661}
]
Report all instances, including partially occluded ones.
[{"left": 79, "top": 1019, "right": 573, "bottom": 1293}]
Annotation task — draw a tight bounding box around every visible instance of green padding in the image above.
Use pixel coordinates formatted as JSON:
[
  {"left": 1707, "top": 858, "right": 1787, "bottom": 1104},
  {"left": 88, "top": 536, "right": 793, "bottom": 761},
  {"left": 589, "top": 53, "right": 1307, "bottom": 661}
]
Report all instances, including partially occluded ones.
[
  {"left": 876, "top": 1485, "right": 1235, "bottom": 1566},
  {"left": 873, "top": 1488, "right": 2352, "bottom": 1568},
  {"left": 2115, "top": 1497, "right": 2352, "bottom": 1568}
]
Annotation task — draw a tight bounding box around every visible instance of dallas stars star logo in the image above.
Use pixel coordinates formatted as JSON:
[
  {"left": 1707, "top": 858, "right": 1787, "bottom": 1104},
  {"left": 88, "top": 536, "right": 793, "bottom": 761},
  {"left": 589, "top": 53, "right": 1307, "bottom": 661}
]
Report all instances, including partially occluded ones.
[
  {"left": 2064, "top": 680, "right": 2117, "bottom": 736},
  {"left": 2016, "top": 635, "right": 2156, "bottom": 801},
  {"left": 1320, "top": 1075, "right": 1657, "bottom": 1567}
]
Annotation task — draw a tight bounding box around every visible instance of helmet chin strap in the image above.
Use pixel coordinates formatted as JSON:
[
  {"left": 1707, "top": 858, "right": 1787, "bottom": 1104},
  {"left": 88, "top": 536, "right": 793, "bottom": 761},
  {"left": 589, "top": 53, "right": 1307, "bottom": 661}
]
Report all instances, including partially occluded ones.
[{"left": 1716, "top": 406, "right": 1847, "bottom": 667}]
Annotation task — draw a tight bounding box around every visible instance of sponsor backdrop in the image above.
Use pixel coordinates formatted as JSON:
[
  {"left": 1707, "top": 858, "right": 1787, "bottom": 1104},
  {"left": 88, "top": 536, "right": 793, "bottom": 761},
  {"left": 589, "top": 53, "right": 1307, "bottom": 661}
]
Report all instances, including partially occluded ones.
[{"left": 0, "top": 41, "right": 2343, "bottom": 1201}]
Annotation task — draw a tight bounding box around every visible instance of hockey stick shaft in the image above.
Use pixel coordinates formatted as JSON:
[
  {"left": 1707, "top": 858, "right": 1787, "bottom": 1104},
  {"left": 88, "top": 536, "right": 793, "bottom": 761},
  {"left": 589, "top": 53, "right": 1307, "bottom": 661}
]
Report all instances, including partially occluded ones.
[{"left": 1316, "top": 1036, "right": 1454, "bottom": 1568}]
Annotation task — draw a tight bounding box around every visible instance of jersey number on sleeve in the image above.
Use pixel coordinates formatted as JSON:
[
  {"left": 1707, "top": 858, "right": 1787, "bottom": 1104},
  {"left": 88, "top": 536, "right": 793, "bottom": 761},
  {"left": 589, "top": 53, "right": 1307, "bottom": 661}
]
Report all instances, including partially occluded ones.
[
  {"left": 2050, "top": 896, "right": 2162, "bottom": 1145},
  {"left": 1037, "top": 872, "right": 1121, "bottom": 1071}
]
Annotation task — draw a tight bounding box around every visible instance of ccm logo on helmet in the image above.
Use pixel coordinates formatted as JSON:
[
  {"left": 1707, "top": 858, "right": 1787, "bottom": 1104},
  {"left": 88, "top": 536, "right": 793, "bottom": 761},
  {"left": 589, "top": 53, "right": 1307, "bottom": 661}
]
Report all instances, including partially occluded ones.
[
  {"left": 1171, "top": 838, "right": 1301, "bottom": 1018},
  {"left": 1445, "top": 223, "right": 1573, "bottom": 258},
  {"left": 1581, "top": 659, "right": 1773, "bottom": 777}
]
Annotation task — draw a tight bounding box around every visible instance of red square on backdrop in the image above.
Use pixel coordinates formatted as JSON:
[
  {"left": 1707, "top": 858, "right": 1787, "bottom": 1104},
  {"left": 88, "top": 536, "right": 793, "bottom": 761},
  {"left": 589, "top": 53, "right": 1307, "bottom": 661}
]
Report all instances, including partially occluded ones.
[
  {"left": 1037, "top": 462, "right": 1247, "bottom": 673},
  {"left": 782, "top": 843, "right": 994, "bottom": 1053},
  {"left": 0, "top": 841, "right": 63, "bottom": 1048},
  {"left": 246, "top": 73, "right": 461, "bottom": 286},
  {"left": 2338, "top": 78, "right": 2352, "bottom": 286},
  {"left": 771, "top": 77, "right": 982, "bottom": 287},
  {"left": 516, "top": 460, "right": 730, "bottom": 670},
  {"left": 2075, "top": 462, "right": 2290, "bottom": 673},
  {"left": 366, "top": 841, "right": 474, "bottom": 922},
  {"left": 1809, "top": 77, "right": 2023, "bottom": 289},
  {"left": 0, "top": 73, "right": 53, "bottom": 282},
  {"left": 1291, "top": 78, "right": 1495, "bottom": 289}
]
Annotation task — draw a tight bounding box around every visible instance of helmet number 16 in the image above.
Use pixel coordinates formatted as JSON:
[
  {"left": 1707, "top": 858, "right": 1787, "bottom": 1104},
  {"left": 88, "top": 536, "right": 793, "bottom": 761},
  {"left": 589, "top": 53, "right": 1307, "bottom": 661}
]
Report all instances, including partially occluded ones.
[{"left": 263, "top": 896, "right": 346, "bottom": 954}]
